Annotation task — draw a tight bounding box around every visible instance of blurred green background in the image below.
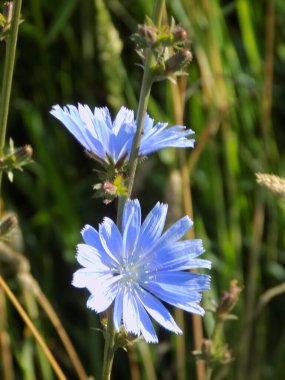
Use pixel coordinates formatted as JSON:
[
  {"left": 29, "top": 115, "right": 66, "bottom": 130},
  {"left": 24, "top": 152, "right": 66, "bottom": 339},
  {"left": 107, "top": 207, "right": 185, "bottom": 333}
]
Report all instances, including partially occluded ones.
[{"left": 1, "top": 0, "right": 285, "bottom": 379}]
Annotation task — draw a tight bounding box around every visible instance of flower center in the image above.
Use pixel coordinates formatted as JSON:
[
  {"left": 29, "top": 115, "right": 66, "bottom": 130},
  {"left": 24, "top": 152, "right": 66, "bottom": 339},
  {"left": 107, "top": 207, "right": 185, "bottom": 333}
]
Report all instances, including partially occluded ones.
[{"left": 118, "top": 262, "right": 140, "bottom": 286}]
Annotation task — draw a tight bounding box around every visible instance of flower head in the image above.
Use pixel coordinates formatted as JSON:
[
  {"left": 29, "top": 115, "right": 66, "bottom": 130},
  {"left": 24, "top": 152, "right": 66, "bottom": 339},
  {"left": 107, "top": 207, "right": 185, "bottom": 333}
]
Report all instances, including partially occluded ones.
[
  {"left": 73, "top": 199, "right": 211, "bottom": 343},
  {"left": 50, "top": 105, "right": 194, "bottom": 168}
]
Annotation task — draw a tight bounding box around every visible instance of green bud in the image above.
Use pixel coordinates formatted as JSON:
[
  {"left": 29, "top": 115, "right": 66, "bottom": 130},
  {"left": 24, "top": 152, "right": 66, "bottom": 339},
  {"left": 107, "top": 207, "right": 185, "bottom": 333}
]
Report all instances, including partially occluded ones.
[
  {"left": 0, "top": 2, "right": 14, "bottom": 40},
  {"left": 0, "top": 144, "right": 33, "bottom": 171}
]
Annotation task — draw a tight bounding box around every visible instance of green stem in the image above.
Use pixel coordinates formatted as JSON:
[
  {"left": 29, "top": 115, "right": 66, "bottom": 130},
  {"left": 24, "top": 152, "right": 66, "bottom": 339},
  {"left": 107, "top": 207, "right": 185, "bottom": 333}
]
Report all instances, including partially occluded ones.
[
  {"left": 126, "top": 53, "right": 153, "bottom": 197},
  {"left": 204, "top": 319, "right": 224, "bottom": 380},
  {"left": 205, "top": 367, "right": 213, "bottom": 380},
  {"left": 0, "top": 0, "right": 23, "bottom": 191},
  {"left": 117, "top": 0, "right": 165, "bottom": 229},
  {"left": 108, "top": 1, "right": 165, "bottom": 378},
  {"left": 101, "top": 308, "right": 116, "bottom": 380}
]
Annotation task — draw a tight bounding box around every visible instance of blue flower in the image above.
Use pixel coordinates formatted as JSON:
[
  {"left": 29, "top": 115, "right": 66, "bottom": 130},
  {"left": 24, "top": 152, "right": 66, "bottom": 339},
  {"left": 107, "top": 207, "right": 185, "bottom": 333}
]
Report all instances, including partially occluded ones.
[
  {"left": 73, "top": 199, "right": 211, "bottom": 343},
  {"left": 50, "top": 105, "right": 194, "bottom": 167}
]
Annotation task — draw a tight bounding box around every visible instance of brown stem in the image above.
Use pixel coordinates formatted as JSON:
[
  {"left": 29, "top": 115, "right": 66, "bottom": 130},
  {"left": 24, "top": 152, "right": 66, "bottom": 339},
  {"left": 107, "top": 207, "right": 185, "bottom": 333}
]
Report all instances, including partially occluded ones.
[
  {"left": 0, "top": 287, "right": 14, "bottom": 380},
  {"left": 19, "top": 274, "right": 89, "bottom": 380},
  {"left": 170, "top": 79, "right": 206, "bottom": 380}
]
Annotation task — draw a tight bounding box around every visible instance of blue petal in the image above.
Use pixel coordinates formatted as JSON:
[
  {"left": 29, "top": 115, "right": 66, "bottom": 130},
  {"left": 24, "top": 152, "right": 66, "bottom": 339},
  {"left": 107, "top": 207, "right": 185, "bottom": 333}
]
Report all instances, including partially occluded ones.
[
  {"left": 136, "top": 287, "right": 182, "bottom": 334},
  {"left": 83, "top": 129, "right": 107, "bottom": 160},
  {"left": 122, "top": 288, "right": 141, "bottom": 335},
  {"left": 122, "top": 200, "right": 141, "bottom": 260},
  {"left": 150, "top": 240, "right": 211, "bottom": 271},
  {"left": 142, "top": 114, "right": 154, "bottom": 133},
  {"left": 150, "top": 271, "right": 211, "bottom": 291},
  {"left": 99, "top": 218, "right": 123, "bottom": 264},
  {"left": 92, "top": 107, "right": 112, "bottom": 141},
  {"left": 143, "top": 283, "right": 205, "bottom": 315},
  {"left": 81, "top": 225, "right": 101, "bottom": 247},
  {"left": 137, "top": 202, "right": 168, "bottom": 255},
  {"left": 113, "top": 107, "right": 134, "bottom": 134},
  {"left": 143, "top": 273, "right": 210, "bottom": 314},
  {"left": 81, "top": 225, "right": 118, "bottom": 267},
  {"left": 76, "top": 243, "right": 111, "bottom": 268},
  {"left": 144, "top": 281, "right": 203, "bottom": 304},
  {"left": 94, "top": 107, "right": 112, "bottom": 129},
  {"left": 158, "top": 216, "right": 193, "bottom": 248},
  {"left": 140, "top": 122, "right": 195, "bottom": 155},
  {"left": 113, "top": 290, "right": 124, "bottom": 331},
  {"left": 79, "top": 106, "right": 111, "bottom": 160},
  {"left": 86, "top": 293, "right": 114, "bottom": 313},
  {"left": 108, "top": 132, "right": 132, "bottom": 162},
  {"left": 135, "top": 297, "right": 158, "bottom": 343},
  {"left": 72, "top": 269, "right": 111, "bottom": 289},
  {"left": 86, "top": 275, "right": 120, "bottom": 313},
  {"left": 50, "top": 105, "right": 94, "bottom": 151}
]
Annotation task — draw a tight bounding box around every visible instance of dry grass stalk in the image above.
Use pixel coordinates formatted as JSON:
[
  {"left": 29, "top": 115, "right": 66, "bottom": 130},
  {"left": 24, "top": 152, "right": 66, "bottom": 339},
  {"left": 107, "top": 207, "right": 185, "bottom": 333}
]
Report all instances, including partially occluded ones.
[{"left": 256, "top": 173, "right": 285, "bottom": 198}]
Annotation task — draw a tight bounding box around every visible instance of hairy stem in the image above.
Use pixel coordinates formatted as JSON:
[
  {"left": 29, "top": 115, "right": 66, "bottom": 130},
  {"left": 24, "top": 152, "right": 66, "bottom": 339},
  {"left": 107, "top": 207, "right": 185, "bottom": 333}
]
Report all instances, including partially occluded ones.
[
  {"left": 116, "top": 0, "right": 165, "bottom": 229},
  {"left": 101, "top": 307, "right": 116, "bottom": 380}
]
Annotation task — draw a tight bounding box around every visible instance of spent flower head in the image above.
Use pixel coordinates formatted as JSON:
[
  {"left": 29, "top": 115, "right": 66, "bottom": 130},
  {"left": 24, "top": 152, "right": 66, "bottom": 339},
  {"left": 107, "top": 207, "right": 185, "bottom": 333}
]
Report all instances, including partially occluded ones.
[{"left": 73, "top": 199, "right": 211, "bottom": 343}]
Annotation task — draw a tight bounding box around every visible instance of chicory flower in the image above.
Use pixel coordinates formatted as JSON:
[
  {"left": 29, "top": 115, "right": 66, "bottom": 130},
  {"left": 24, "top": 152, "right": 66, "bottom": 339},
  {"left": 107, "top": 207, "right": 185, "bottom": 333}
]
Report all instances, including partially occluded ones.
[
  {"left": 73, "top": 199, "right": 211, "bottom": 343},
  {"left": 50, "top": 105, "right": 194, "bottom": 167}
]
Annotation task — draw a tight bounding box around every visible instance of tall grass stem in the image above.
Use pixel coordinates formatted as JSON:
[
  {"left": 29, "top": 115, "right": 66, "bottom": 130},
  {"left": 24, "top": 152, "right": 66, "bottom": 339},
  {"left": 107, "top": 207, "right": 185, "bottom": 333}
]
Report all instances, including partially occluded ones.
[
  {"left": 0, "top": 275, "right": 67, "bottom": 380},
  {"left": 0, "top": 0, "right": 22, "bottom": 192}
]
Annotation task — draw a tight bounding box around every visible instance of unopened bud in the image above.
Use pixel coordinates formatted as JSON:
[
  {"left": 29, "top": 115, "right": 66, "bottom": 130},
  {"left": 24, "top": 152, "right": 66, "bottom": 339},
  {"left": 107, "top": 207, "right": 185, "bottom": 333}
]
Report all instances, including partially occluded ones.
[
  {"left": 223, "top": 350, "right": 232, "bottom": 362},
  {"left": 216, "top": 280, "right": 243, "bottom": 317},
  {"left": 0, "top": 1, "right": 14, "bottom": 40},
  {"left": 3, "top": 2, "right": 13, "bottom": 24},
  {"left": 165, "top": 49, "right": 192, "bottom": 74},
  {"left": 103, "top": 181, "right": 117, "bottom": 196},
  {"left": 138, "top": 24, "right": 157, "bottom": 45},
  {"left": 0, "top": 144, "right": 33, "bottom": 171},
  {"left": 173, "top": 26, "right": 189, "bottom": 43},
  {"left": 13, "top": 145, "right": 33, "bottom": 164}
]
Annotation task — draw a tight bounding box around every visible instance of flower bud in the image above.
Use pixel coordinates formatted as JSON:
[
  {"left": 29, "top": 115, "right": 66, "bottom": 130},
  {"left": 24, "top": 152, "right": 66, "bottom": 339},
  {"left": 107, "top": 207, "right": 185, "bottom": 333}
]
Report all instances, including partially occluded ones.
[
  {"left": 13, "top": 145, "right": 33, "bottom": 164},
  {"left": 164, "top": 49, "right": 192, "bottom": 74},
  {"left": 173, "top": 26, "right": 189, "bottom": 43},
  {"left": 0, "top": 144, "right": 33, "bottom": 171},
  {"left": 103, "top": 180, "right": 117, "bottom": 196},
  {"left": 0, "top": 2, "right": 14, "bottom": 40},
  {"left": 138, "top": 24, "right": 157, "bottom": 45},
  {"left": 216, "top": 280, "right": 243, "bottom": 317},
  {"left": 3, "top": 2, "right": 13, "bottom": 24}
]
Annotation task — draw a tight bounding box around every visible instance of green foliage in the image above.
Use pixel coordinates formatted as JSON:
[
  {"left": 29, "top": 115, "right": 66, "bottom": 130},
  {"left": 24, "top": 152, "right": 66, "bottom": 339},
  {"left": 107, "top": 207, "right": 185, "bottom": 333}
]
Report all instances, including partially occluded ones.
[{"left": 1, "top": 0, "right": 285, "bottom": 379}]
